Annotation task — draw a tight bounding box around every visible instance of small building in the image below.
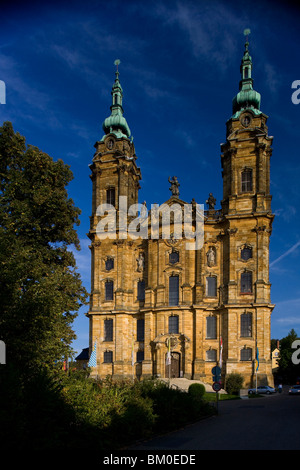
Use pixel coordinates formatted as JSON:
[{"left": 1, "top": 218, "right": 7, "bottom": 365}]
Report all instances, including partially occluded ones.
[
  {"left": 272, "top": 341, "right": 280, "bottom": 372},
  {"left": 75, "top": 347, "right": 89, "bottom": 370}
]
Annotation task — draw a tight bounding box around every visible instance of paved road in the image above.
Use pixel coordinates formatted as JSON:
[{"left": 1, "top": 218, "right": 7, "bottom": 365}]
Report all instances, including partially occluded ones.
[{"left": 130, "top": 391, "right": 300, "bottom": 450}]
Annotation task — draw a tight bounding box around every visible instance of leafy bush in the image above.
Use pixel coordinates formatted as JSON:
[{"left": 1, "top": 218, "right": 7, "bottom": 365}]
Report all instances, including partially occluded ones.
[
  {"left": 225, "top": 373, "right": 244, "bottom": 395},
  {"left": 188, "top": 383, "right": 206, "bottom": 398},
  {"left": 0, "top": 369, "right": 216, "bottom": 450}
]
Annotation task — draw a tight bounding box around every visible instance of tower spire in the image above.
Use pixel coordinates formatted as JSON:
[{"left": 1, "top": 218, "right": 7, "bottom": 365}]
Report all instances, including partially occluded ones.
[
  {"left": 101, "top": 59, "right": 131, "bottom": 141},
  {"left": 232, "top": 29, "right": 261, "bottom": 118}
]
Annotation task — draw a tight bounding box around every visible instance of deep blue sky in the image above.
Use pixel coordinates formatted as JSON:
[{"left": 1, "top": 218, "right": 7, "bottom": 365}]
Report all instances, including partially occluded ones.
[{"left": 1, "top": 0, "right": 300, "bottom": 356}]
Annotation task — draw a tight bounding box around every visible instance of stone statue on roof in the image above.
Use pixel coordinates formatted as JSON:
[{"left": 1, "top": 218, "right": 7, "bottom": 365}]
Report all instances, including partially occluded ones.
[{"left": 168, "top": 176, "right": 180, "bottom": 197}]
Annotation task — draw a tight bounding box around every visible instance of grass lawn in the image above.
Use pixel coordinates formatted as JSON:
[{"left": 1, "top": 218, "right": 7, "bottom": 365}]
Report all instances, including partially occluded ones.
[{"left": 203, "top": 392, "right": 241, "bottom": 402}]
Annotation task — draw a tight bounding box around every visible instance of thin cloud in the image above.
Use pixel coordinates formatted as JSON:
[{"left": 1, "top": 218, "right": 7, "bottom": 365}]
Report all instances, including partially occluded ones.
[
  {"left": 270, "top": 240, "right": 300, "bottom": 267},
  {"left": 155, "top": 1, "right": 243, "bottom": 68}
]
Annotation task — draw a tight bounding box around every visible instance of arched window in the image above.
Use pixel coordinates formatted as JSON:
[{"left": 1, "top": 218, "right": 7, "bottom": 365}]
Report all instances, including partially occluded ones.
[
  {"left": 206, "top": 315, "right": 217, "bottom": 339},
  {"left": 241, "top": 312, "right": 252, "bottom": 337},
  {"left": 169, "top": 275, "right": 179, "bottom": 306},
  {"left": 241, "top": 271, "right": 252, "bottom": 294},
  {"left": 168, "top": 315, "right": 179, "bottom": 334}
]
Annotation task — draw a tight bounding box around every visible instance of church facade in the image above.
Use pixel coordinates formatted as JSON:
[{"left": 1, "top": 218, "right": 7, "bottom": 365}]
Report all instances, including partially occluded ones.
[{"left": 87, "top": 37, "right": 275, "bottom": 388}]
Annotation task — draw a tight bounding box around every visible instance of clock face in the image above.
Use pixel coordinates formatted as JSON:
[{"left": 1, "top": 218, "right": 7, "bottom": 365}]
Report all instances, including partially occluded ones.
[
  {"left": 106, "top": 138, "right": 114, "bottom": 149},
  {"left": 241, "top": 113, "right": 252, "bottom": 128}
]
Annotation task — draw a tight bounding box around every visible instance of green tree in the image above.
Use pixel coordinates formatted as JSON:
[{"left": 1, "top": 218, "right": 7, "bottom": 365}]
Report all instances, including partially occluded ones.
[
  {"left": 277, "top": 329, "right": 300, "bottom": 384},
  {"left": 0, "top": 122, "right": 88, "bottom": 372}
]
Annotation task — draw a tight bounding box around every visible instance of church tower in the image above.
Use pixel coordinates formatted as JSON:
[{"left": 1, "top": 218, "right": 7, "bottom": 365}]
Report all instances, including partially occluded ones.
[
  {"left": 87, "top": 61, "right": 143, "bottom": 378},
  {"left": 220, "top": 31, "right": 275, "bottom": 385}
]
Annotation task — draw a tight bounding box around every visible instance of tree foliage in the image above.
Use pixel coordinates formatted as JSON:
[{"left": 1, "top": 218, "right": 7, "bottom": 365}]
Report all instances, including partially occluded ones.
[
  {"left": 0, "top": 121, "right": 88, "bottom": 371},
  {"left": 276, "top": 329, "right": 300, "bottom": 384},
  {"left": 225, "top": 373, "right": 244, "bottom": 395}
]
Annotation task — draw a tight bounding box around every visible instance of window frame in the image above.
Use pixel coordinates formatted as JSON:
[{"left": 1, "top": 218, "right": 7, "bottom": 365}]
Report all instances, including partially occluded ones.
[
  {"left": 137, "top": 318, "right": 145, "bottom": 341},
  {"left": 103, "top": 350, "right": 113, "bottom": 363},
  {"left": 240, "top": 271, "right": 253, "bottom": 294},
  {"left": 206, "top": 349, "right": 217, "bottom": 362},
  {"left": 104, "top": 318, "right": 113, "bottom": 342},
  {"left": 137, "top": 280, "right": 145, "bottom": 301},
  {"left": 240, "top": 347, "right": 252, "bottom": 362},
  {"left": 168, "top": 315, "right": 179, "bottom": 334},
  {"left": 105, "top": 257, "right": 114, "bottom": 271},
  {"left": 240, "top": 312, "right": 252, "bottom": 337},
  {"left": 206, "top": 315, "right": 217, "bottom": 339},
  {"left": 169, "top": 275, "right": 179, "bottom": 306},
  {"left": 241, "top": 245, "right": 252, "bottom": 261},
  {"left": 241, "top": 168, "right": 253, "bottom": 193},
  {"left": 206, "top": 276, "right": 217, "bottom": 298},
  {"left": 105, "top": 280, "right": 114, "bottom": 301},
  {"left": 169, "top": 250, "right": 179, "bottom": 265},
  {"left": 136, "top": 350, "right": 144, "bottom": 363},
  {"left": 106, "top": 187, "right": 116, "bottom": 206}
]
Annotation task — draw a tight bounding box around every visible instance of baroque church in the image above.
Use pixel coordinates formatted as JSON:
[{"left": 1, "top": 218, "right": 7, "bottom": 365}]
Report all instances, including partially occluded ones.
[{"left": 87, "top": 35, "right": 275, "bottom": 388}]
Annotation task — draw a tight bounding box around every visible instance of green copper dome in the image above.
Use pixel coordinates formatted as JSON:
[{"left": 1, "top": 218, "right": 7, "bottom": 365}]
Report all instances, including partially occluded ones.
[
  {"left": 232, "top": 33, "right": 261, "bottom": 118},
  {"left": 101, "top": 60, "right": 131, "bottom": 141}
]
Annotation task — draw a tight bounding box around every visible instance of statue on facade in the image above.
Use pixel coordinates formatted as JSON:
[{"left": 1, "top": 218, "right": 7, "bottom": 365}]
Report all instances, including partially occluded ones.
[
  {"left": 206, "top": 192, "right": 216, "bottom": 210},
  {"left": 207, "top": 247, "right": 216, "bottom": 267},
  {"left": 136, "top": 253, "right": 145, "bottom": 272},
  {"left": 168, "top": 176, "right": 180, "bottom": 197}
]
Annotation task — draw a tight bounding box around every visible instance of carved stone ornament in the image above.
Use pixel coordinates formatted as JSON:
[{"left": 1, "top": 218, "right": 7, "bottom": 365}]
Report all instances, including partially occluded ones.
[
  {"left": 240, "top": 113, "right": 252, "bottom": 128},
  {"left": 106, "top": 138, "right": 115, "bottom": 150}
]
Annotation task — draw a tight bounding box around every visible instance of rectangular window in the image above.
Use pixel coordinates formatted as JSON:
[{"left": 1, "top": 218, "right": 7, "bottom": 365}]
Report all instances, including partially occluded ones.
[
  {"left": 137, "top": 318, "right": 145, "bottom": 341},
  {"left": 241, "top": 272, "right": 252, "bottom": 294},
  {"left": 169, "top": 275, "right": 179, "bottom": 306},
  {"left": 240, "top": 348, "right": 252, "bottom": 361},
  {"left": 169, "top": 315, "right": 179, "bottom": 334},
  {"left": 169, "top": 251, "right": 179, "bottom": 264},
  {"left": 136, "top": 350, "right": 144, "bottom": 363},
  {"left": 106, "top": 187, "right": 115, "bottom": 206},
  {"left": 241, "top": 313, "right": 252, "bottom": 337},
  {"left": 104, "top": 350, "right": 113, "bottom": 363},
  {"left": 137, "top": 280, "right": 145, "bottom": 301},
  {"left": 206, "top": 349, "right": 217, "bottom": 362},
  {"left": 104, "top": 319, "right": 113, "bottom": 342},
  {"left": 241, "top": 169, "right": 252, "bottom": 192},
  {"left": 206, "top": 316, "right": 217, "bottom": 339},
  {"left": 105, "top": 257, "right": 114, "bottom": 271},
  {"left": 105, "top": 280, "right": 114, "bottom": 301},
  {"left": 207, "top": 276, "right": 217, "bottom": 297}
]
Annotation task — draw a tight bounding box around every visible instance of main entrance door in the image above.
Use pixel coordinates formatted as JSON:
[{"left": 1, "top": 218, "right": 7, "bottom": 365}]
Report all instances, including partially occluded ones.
[{"left": 165, "top": 352, "right": 180, "bottom": 378}]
